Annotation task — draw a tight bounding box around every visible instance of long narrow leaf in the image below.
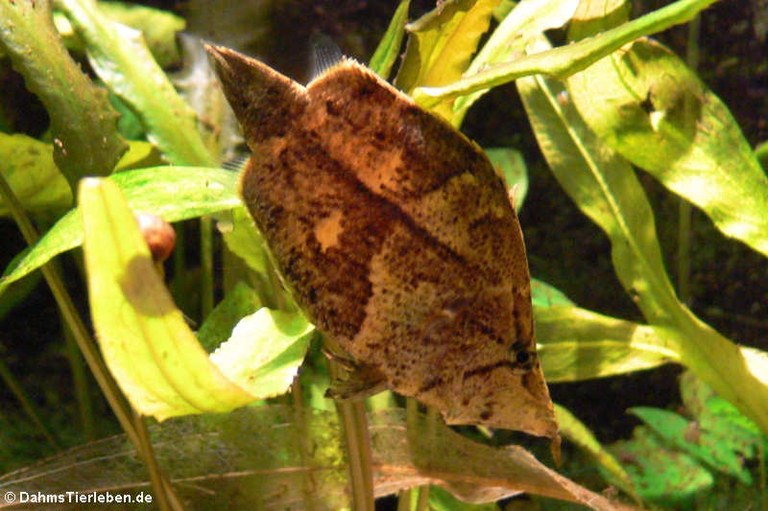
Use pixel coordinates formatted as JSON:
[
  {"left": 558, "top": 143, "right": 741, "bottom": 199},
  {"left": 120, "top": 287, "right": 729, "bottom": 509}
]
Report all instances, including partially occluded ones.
[
  {"left": 80, "top": 178, "right": 253, "bottom": 418},
  {"left": 56, "top": 0, "right": 215, "bottom": 167},
  {"left": 451, "top": 0, "right": 579, "bottom": 126},
  {"left": 369, "top": 0, "right": 411, "bottom": 79},
  {"left": 567, "top": 37, "right": 768, "bottom": 257},
  {"left": 413, "top": 0, "right": 717, "bottom": 108},
  {"left": 0, "top": 0, "right": 126, "bottom": 188},
  {"left": 518, "top": 38, "right": 768, "bottom": 434},
  {"left": 0, "top": 166, "right": 240, "bottom": 294}
]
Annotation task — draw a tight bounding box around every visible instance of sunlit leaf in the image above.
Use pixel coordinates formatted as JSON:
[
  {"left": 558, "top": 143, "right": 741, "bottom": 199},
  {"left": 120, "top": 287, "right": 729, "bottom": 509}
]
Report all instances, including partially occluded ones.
[
  {"left": 412, "top": 0, "right": 716, "bottom": 109},
  {"left": 80, "top": 177, "right": 253, "bottom": 419},
  {"left": 57, "top": 0, "right": 215, "bottom": 167},
  {"left": 555, "top": 404, "right": 637, "bottom": 500},
  {"left": 1, "top": 166, "right": 239, "bottom": 294},
  {"left": 210, "top": 308, "right": 314, "bottom": 400},
  {"left": 536, "top": 306, "right": 680, "bottom": 382},
  {"left": 396, "top": 0, "right": 500, "bottom": 119},
  {"left": 0, "top": 134, "right": 71, "bottom": 215},
  {"left": 567, "top": 37, "right": 768, "bottom": 257},
  {"left": 0, "top": 407, "right": 630, "bottom": 510},
  {"left": 517, "top": 37, "right": 768, "bottom": 434},
  {"left": 451, "top": 0, "right": 579, "bottom": 125},
  {"left": 369, "top": 0, "right": 410, "bottom": 80},
  {"left": 53, "top": 0, "right": 185, "bottom": 68},
  {"left": 0, "top": 0, "right": 127, "bottom": 188}
]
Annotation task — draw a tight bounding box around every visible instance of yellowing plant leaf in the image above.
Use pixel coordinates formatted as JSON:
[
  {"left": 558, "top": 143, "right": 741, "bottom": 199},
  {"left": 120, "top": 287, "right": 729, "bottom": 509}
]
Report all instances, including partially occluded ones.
[
  {"left": 80, "top": 178, "right": 313, "bottom": 420},
  {"left": 0, "top": 133, "right": 71, "bottom": 215},
  {"left": 395, "top": 0, "right": 500, "bottom": 119}
]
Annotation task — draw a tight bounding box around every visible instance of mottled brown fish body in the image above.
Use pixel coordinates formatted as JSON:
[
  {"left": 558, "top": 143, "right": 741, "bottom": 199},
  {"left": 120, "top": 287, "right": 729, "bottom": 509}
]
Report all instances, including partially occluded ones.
[{"left": 207, "top": 45, "right": 557, "bottom": 439}]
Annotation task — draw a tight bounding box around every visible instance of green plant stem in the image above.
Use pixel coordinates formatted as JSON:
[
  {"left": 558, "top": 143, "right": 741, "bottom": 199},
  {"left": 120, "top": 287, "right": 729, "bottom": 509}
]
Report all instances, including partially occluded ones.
[
  {"left": 133, "top": 410, "right": 183, "bottom": 511},
  {"left": 328, "top": 356, "right": 374, "bottom": 511},
  {"left": 0, "top": 172, "right": 181, "bottom": 508},
  {"left": 396, "top": 489, "right": 412, "bottom": 511},
  {"left": 61, "top": 315, "right": 94, "bottom": 440},
  {"left": 677, "top": 13, "right": 700, "bottom": 304},
  {"left": 0, "top": 340, "right": 60, "bottom": 449},
  {"left": 200, "top": 216, "right": 214, "bottom": 317},
  {"left": 291, "top": 376, "right": 318, "bottom": 511}
]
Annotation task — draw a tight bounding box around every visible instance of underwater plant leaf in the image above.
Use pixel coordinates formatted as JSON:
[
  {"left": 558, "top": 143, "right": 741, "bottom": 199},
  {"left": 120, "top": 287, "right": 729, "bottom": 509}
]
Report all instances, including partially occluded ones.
[
  {"left": 114, "top": 140, "right": 164, "bottom": 171},
  {"left": 220, "top": 206, "right": 271, "bottom": 275},
  {"left": 536, "top": 306, "right": 680, "bottom": 383},
  {"left": 0, "top": 134, "right": 72, "bottom": 215},
  {"left": 209, "top": 308, "right": 314, "bottom": 400},
  {"left": 485, "top": 147, "right": 528, "bottom": 211},
  {"left": 196, "top": 282, "right": 262, "bottom": 353},
  {"left": 555, "top": 404, "right": 637, "bottom": 500},
  {"left": 369, "top": 0, "right": 410, "bottom": 80},
  {"left": 531, "top": 278, "right": 574, "bottom": 308},
  {"left": 0, "top": 166, "right": 239, "bottom": 294},
  {"left": 567, "top": 37, "right": 768, "bottom": 258},
  {"left": 0, "top": 0, "right": 127, "bottom": 188},
  {"left": 80, "top": 178, "right": 253, "bottom": 419},
  {"left": 609, "top": 427, "right": 713, "bottom": 505},
  {"left": 518, "top": 38, "right": 768, "bottom": 434},
  {"left": 412, "top": 0, "right": 716, "bottom": 108},
  {"left": 0, "top": 407, "right": 630, "bottom": 510},
  {"left": 95, "top": 1, "right": 185, "bottom": 68},
  {"left": 53, "top": 1, "right": 186, "bottom": 68},
  {"left": 451, "top": 0, "right": 579, "bottom": 126},
  {"left": 57, "top": 0, "right": 215, "bottom": 167},
  {"left": 395, "top": 0, "right": 500, "bottom": 119},
  {"left": 630, "top": 407, "right": 753, "bottom": 485}
]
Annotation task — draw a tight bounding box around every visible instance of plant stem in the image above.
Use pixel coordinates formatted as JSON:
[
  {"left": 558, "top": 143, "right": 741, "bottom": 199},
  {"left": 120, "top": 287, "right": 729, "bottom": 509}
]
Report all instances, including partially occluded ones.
[
  {"left": 327, "top": 351, "right": 374, "bottom": 510},
  {"left": 0, "top": 339, "right": 60, "bottom": 449},
  {"left": 200, "top": 216, "right": 214, "bottom": 317},
  {"left": 677, "top": 14, "right": 701, "bottom": 304}
]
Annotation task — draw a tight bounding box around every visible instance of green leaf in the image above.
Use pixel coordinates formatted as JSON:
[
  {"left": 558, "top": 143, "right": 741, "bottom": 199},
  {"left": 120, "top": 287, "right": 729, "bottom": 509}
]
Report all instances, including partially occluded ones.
[
  {"left": 96, "top": 1, "right": 185, "bottom": 68},
  {"left": 395, "top": 0, "right": 500, "bottom": 119},
  {"left": 630, "top": 407, "right": 752, "bottom": 484},
  {"left": 451, "top": 0, "right": 579, "bottom": 126},
  {"left": 1, "top": 166, "right": 239, "bottom": 294},
  {"left": 485, "top": 147, "right": 528, "bottom": 211},
  {"left": 53, "top": 1, "right": 186, "bottom": 68},
  {"left": 531, "top": 278, "right": 573, "bottom": 308},
  {"left": 567, "top": 37, "right": 768, "bottom": 258},
  {"left": 220, "top": 206, "right": 271, "bottom": 275},
  {"left": 196, "top": 282, "right": 262, "bottom": 353},
  {"left": 517, "top": 38, "right": 768, "bottom": 435},
  {"left": 610, "top": 427, "right": 713, "bottom": 505},
  {"left": 536, "top": 306, "right": 680, "bottom": 382},
  {"left": 412, "top": 0, "right": 717, "bottom": 109},
  {"left": 0, "top": 0, "right": 127, "bottom": 188},
  {"left": 80, "top": 177, "right": 253, "bottom": 419},
  {"left": 555, "top": 404, "right": 637, "bottom": 500},
  {"left": 209, "top": 308, "right": 314, "bottom": 400},
  {"left": 0, "top": 133, "right": 72, "bottom": 215},
  {"left": 369, "top": 0, "right": 410, "bottom": 80},
  {"left": 57, "top": 0, "right": 215, "bottom": 167}
]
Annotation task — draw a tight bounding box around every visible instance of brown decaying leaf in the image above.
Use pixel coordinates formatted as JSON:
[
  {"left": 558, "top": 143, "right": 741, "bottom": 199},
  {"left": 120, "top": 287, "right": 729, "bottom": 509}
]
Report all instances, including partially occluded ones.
[{"left": 0, "top": 407, "right": 632, "bottom": 510}]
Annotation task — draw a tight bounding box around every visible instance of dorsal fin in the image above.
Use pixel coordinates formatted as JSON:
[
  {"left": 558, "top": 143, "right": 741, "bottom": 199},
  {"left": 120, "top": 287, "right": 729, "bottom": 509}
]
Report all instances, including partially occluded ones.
[{"left": 309, "top": 33, "right": 343, "bottom": 81}]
